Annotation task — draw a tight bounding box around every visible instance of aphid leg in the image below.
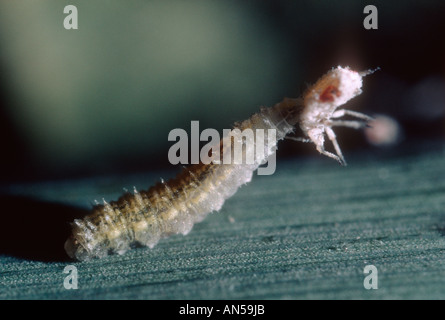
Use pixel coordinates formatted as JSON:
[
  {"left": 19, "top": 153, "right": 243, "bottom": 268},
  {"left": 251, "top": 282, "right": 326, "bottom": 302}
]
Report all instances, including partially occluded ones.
[
  {"left": 330, "top": 120, "right": 367, "bottom": 129},
  {"left": 305, "top": 128, "right": 345, "bottom": 165},
  {"left": 314, "top": 142, "right": 344, "bottom": 165},
  {"left": 285, "top": 136, "right": 312, "bottom": 143},
  {"left": 359, "top": 67, "right": 380, "bottom": 77},
  {"left": 324, "top": 126, "right": 347, "bottom": 166},
  {"left": 332, "top": 109, "right": 374, "bottom": 122},
  {"left": 286, "top": 133, "right": 344, "bottom": 165}
]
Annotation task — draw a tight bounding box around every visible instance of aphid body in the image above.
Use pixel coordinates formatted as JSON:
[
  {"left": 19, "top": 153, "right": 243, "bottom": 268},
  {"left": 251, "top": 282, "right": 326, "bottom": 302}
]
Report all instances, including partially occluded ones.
[
  {"left": 65, "top": 66, "right": 374, "bottom": 260},
  {"left": 298, "top": 66, "right": 375, "bottom": 165}
]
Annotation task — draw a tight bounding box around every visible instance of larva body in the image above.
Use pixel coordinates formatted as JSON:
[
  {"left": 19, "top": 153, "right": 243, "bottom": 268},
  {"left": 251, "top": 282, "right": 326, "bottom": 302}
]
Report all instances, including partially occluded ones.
[
  {"left": 65, "top": 103, "right": 296, "bottom": 261},
  {"left": 65, "top": 66, "right": 373, "bottom": 261}
]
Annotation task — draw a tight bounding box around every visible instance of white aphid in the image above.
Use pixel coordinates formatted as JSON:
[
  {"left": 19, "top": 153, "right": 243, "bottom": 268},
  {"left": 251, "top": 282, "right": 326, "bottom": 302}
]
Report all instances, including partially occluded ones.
[{"left": 294, "top": 66, "right": 377, "bottom": 165}]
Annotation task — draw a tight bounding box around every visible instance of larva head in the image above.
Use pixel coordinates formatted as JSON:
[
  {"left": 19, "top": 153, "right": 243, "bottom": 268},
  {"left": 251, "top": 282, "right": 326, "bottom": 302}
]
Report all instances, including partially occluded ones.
[{"left": 303, "top": 66, "right": 371, "bottom": 110}]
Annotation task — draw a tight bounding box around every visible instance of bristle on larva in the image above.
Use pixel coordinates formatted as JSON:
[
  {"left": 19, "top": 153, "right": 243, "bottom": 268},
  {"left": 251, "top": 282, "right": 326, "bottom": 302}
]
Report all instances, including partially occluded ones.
[{"left": 65, "top": 66, "right": 375, "bottom": 261}]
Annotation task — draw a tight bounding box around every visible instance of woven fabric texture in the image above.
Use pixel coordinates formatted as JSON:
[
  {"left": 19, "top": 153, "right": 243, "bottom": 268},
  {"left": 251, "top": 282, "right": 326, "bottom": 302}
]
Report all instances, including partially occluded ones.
[{"left": 1, "top": 147, "right": 445, "bottom": 299}]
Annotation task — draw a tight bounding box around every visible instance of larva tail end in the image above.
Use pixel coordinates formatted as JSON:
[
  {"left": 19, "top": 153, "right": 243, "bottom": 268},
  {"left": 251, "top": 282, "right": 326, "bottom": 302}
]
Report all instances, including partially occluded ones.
[
  {"left": 64, "top": 235, "right": 90, "bottom": 261},
  {"left": 64, "top": 236, "right": 78, "bottom": 259}
]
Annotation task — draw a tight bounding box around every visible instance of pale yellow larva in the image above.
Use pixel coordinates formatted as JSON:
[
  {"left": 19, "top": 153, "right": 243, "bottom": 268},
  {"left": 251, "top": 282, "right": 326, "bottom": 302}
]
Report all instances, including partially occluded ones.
[{"left": 65, "top": 66, "right": 374, "bottom": 261}]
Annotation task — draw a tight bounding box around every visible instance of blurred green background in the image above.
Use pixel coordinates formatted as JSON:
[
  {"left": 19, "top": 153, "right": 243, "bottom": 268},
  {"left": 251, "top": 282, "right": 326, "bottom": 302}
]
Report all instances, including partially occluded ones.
[{"left": 0, "top": 0, "right": 444, "bottom": 182}]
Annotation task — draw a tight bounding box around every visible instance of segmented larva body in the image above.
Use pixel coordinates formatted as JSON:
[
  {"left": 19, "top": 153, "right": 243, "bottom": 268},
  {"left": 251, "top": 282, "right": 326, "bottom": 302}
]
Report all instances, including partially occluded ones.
[{"left": 65, "top": 66, "right": 374, "bottom": 260}]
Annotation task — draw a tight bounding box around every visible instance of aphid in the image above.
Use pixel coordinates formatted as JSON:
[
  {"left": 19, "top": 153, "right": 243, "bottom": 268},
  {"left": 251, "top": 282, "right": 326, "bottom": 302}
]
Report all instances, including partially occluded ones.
[{"left": 65, "top": 66, "right": 375, "bottom": 261}]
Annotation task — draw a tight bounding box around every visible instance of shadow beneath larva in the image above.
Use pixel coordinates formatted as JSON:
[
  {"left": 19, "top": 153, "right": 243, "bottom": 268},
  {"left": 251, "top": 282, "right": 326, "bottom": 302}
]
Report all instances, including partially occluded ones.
[{"left": 0, "top": 194, "right": 88, "bottom": 262}]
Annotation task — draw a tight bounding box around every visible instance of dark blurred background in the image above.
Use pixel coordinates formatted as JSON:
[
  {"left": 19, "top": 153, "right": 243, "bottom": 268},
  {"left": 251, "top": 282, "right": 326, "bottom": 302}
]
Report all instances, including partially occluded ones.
[{"left": 0, "top": 0, "right": 444, "bottom": 183}]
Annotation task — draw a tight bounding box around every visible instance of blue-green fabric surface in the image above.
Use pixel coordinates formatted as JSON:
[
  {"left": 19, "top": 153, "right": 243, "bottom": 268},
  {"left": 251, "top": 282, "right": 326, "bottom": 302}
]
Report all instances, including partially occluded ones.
[{"left": 1, "top": 147, "right": 445, "bottom": 299}]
